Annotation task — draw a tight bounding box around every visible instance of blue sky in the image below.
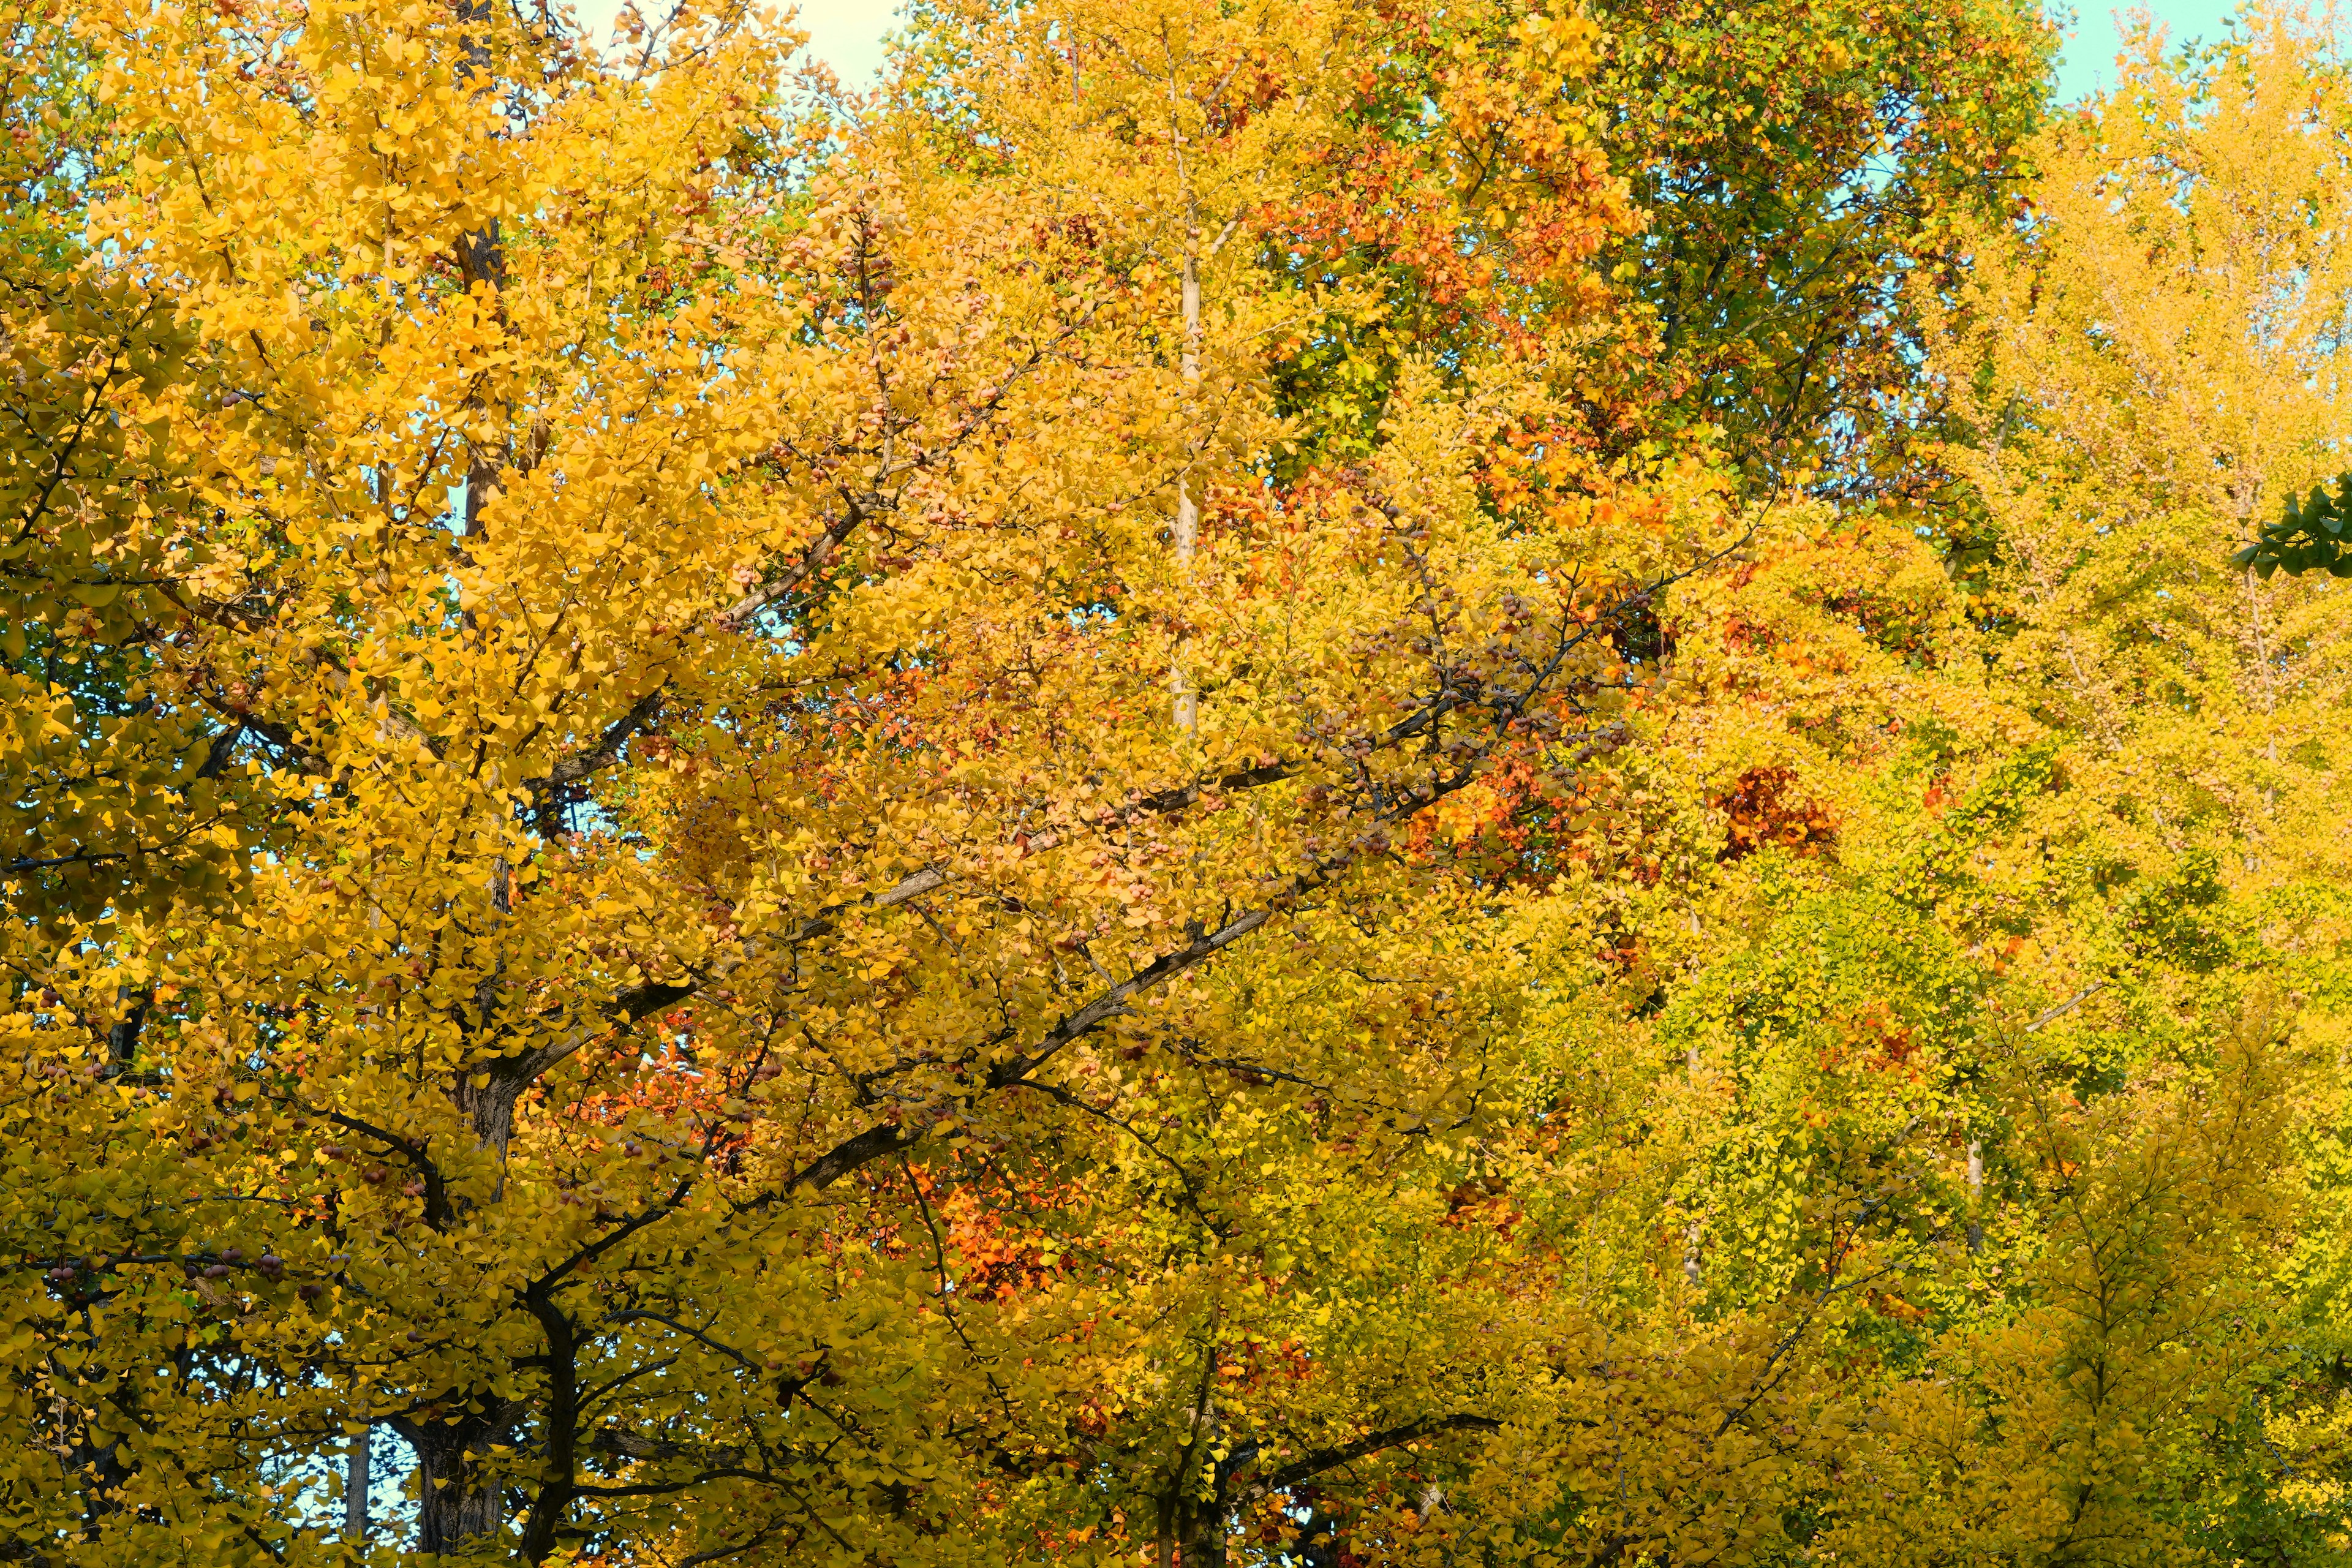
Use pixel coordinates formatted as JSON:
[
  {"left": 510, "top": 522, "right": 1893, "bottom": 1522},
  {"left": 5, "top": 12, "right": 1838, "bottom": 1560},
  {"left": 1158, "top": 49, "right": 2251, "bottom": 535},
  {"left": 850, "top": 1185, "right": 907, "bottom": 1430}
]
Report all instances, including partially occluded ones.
[
  {"left": 788, "top": 1, "right": 2274, "bottom": 104},
  {"left": 765, "top": 0, "right": 895, "bottom": 85},
  {"left": 569, "top": 0, "right": 897, "bottom": 80},
  {"left": 2054, "top": 1, "right": 2250, "bottom": 99},
  {"left": 598, "top": 2, "right": 2302, "bottom": 108}
]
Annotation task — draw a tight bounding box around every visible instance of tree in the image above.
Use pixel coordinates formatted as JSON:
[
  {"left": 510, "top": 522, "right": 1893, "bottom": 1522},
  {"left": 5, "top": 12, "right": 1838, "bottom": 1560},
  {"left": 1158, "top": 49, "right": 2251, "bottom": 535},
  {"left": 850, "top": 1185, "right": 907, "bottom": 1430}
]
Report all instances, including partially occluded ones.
[
  {"left": 1925, "top": 7, "right": 2352, "bottom": 773},
  {"left": 1586, "top": 0, "right": 2054, "bottom": 498},
  {"left": 1, "top": 0, "right": 1700, "bottom": 1560},
  {"left": 2234, "top": 470, "right": 2352, "bottom": 579}
]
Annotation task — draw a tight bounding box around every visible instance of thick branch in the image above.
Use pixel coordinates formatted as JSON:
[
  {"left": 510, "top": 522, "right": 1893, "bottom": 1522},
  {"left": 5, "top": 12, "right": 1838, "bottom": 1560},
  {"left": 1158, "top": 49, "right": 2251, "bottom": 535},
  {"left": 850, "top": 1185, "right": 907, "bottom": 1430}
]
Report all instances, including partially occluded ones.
[
  {"left": 985, "top": 902, "right": 1275, "bottom": 1089},
  {"left": 781, "top": 1122, "right": 920, "bottom": 1192},
  {"left": 1251, "top": 1414, "right": 1502, "bottom": 1496},
  {"left": 1123, "top": 761, "right": 1295, "bottom": 820},
  {"left": 715, "top": 496, "right": 869, "bottom": 628},
  {"left": 518, "top": 865, "right": 954, "bottom": 1083},
  {"left": 320, "top": 1112, "right": 456, "bottom": 1229},
  {"left": 527, "top": 687, "right": 666, "bottom": 835}
]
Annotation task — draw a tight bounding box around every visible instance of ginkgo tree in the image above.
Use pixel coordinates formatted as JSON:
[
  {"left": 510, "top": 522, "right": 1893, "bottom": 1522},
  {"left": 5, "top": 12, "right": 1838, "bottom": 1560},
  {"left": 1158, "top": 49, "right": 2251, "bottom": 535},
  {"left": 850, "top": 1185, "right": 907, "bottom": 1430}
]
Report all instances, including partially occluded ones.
[
  {"left": 0, "top": 0, "right": 1724, "bottom": 1561},
  {"left": 1493, "top": 12, "right": 2352, "bottom": 1561}
]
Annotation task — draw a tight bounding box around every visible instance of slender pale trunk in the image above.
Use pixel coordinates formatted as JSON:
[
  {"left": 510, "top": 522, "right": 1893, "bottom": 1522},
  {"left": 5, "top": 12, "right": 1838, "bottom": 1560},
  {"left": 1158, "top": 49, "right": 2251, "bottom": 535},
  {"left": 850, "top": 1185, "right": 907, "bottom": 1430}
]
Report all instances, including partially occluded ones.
[
  {"left": 1682, "top": 1039, "right": 1703, "bottom": 1286},
  {"left": 1166, "top": 54, "right": 1202, "bottom": 736},
  {"left": 1966, "top": 1139, "right": 1984, "bottom": 1254},
  {"left": 344, "top": 1425, "right": 370, "bottom": 1539},
  {"left": 1172, "top": 251, "right": 1200, "bottom": 733}
]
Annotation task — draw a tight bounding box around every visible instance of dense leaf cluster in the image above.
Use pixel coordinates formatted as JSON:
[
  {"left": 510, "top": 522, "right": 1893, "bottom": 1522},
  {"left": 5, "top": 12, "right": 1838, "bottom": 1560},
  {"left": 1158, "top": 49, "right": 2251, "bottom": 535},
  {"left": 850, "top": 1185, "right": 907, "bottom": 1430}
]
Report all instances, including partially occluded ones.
[
  {"left": 2235, "top": 471, "right": 2352, "bottom": 579},
  {"left": 5, "top": 1, "right": 2352, "bottom": 1566}
]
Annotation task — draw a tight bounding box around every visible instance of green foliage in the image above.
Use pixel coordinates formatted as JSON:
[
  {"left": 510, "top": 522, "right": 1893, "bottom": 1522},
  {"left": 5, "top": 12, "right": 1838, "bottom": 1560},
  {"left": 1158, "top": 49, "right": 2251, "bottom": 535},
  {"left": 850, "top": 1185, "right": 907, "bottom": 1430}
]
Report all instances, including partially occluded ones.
[
  {"left": 1589, "top": 0, "right": 2056, "bottom": 496},
  {"left": 2234, "top": 470, "right": 2352, "bottom": 579}
]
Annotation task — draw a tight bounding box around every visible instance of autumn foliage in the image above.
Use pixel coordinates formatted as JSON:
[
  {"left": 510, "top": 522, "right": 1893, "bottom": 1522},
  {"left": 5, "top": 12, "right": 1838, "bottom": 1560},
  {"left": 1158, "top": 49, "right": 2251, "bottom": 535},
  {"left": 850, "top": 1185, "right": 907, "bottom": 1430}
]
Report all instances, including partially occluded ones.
[{"left": 5, "top": 0, "right": 2352, "bottom": 1566}]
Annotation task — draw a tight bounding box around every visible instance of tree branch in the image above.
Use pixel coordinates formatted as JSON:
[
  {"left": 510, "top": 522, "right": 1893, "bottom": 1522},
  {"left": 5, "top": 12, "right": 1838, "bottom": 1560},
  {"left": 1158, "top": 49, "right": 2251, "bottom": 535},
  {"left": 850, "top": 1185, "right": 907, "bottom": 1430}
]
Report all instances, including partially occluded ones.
[
  {"left": 320, "top": 1111, "right": 456, "bottom": 1229},
  {"left": 1251, "top": 1414, "right": 1501, "bottom": 1495}
]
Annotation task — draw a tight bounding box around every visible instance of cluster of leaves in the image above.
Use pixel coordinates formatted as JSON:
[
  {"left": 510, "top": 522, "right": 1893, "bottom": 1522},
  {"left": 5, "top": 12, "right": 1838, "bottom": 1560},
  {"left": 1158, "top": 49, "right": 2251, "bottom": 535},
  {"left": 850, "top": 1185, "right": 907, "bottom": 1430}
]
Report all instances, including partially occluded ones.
[
  {"left": 5, "top": 0, "right": 2352, "bottom": 1566},
  {"left": 2236, "top": 471, "right": 2352, "bottom": 579}
]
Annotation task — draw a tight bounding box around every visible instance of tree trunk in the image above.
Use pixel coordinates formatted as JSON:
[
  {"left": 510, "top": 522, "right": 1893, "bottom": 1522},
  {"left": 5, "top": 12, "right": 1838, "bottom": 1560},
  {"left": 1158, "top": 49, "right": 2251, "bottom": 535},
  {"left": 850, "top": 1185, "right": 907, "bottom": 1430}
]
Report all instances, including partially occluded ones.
[
  {"left": 344, "top": 1424, "right": 369, "bottom": 1540},
  {"left": 399, "top": 1414, "right": 506, "bottom": 1555},
  {"left": 453, "top": 1064, "right": 525, "bottom": 1166},
  {"left": 516, "top": 1290, "right": 581, "bottom": 1565},
  {"left": 1180, "top": 1492, "right": 1227, "bottom": 1568},
  {"left": 1682, "top": 1040, "right": 1704, "bottom": 1285},
  {"left": 1966, "top": 1137, "right": 1985, "bottom": 1254},
  {"left": 1172, "top": 246, "right": 1200, "bottom": 733},
  {"left": 105, "top": 986, "right": 149, "bottom": 1074}
]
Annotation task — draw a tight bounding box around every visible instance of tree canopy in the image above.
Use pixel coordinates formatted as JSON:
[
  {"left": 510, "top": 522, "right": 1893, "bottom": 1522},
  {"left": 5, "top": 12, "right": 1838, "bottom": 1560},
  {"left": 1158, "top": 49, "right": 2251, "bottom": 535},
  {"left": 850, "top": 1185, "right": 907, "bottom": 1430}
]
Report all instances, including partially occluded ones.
[{"left": 6, "top": 2, "right": 2352, "bottom": 1566}]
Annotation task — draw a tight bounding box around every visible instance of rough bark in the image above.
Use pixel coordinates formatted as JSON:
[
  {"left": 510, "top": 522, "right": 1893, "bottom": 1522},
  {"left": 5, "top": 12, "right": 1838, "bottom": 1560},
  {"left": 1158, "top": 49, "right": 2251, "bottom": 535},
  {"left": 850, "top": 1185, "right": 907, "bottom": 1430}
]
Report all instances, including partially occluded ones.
[{"left": 396, "top": 1411, "right": 510, "bottom": 1555}]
